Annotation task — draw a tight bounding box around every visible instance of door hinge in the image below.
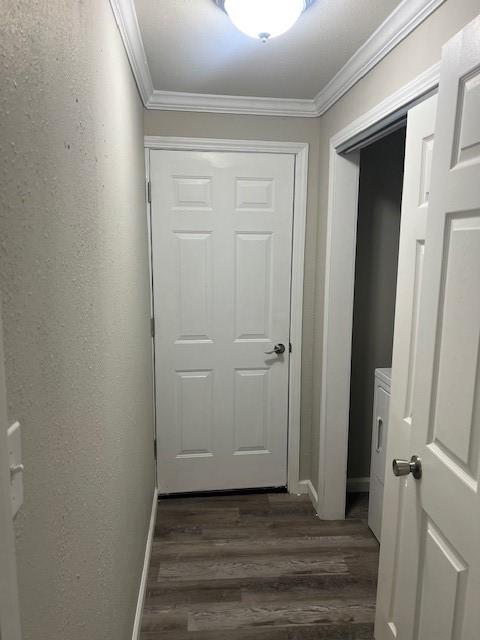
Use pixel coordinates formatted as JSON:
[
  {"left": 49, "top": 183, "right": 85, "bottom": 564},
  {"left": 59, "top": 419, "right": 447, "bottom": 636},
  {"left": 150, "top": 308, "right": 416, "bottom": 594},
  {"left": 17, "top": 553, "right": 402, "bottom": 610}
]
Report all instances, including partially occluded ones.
[
  {"left": 147, "top": 181, "right": 151, "bottom": 204},
  {"left": 153, "top": 439, "right": 157, "bottom": 460},
  {"left": 151, "top": 317, "right": 155, "bottom": 338},
  {"left": 289, "top": 342, "right": 292, "bottom": 353}
]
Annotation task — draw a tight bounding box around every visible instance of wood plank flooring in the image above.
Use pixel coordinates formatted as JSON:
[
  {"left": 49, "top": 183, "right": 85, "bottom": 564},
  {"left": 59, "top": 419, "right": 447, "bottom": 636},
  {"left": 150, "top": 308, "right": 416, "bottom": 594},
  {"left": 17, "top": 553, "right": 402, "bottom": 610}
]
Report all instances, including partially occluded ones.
[{"left": 141, "top": 492, "right": 379, "bottom": 639}]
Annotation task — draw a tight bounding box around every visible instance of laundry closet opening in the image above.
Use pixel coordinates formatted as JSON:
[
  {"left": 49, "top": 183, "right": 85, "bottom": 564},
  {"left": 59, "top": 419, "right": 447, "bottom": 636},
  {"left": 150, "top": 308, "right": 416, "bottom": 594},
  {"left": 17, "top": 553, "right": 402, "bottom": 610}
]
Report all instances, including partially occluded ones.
[{"left": 347, "top": 126, "right": 406, "bottom": 539}]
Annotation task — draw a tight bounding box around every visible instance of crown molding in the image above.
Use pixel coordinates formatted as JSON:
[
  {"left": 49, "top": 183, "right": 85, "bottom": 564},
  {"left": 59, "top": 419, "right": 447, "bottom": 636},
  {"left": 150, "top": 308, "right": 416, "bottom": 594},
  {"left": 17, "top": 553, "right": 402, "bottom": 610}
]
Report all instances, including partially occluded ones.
[
  {"left": 109, "top": 0, "right": 153, "bottom": 105},
  {"left": 111, "top": 0, "right": 446, "bottom": 118},
  {"left": 146, "top": 90, "right": 318, "bottom": 117},
  {"left": 313, "top": 0, "right": 446, "bottom": 116}
]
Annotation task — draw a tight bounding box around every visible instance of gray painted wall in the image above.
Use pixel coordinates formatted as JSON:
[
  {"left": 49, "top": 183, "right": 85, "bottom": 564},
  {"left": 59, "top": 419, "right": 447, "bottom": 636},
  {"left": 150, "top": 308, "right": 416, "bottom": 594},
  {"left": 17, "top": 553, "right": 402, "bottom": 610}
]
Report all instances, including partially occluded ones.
[
  {"left": 348, "top": 128, "right": 406, "bottom": 480},
  {"left": 0, "top": 2, "right": 154, "bottom": 638}
]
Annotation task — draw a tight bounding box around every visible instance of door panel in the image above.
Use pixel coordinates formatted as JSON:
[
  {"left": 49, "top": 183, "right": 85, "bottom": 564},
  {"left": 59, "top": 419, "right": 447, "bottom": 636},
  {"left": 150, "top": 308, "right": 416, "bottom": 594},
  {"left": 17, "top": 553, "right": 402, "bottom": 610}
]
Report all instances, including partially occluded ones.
[
  {"left": 415, "top": 519, "right": 468, "bottom": 640},
  {"left": 175, "top": 370, "right": 214, "bottom": 458},
  {"left": 376, "top": 15, "right": 480, "bottom": 640},
  {"left": 431, "top": 215, "right": 480, "bottom": 476},
  {"left": 375, "top": 93, "right": 438, "bottom": 640},
  {"left": 235, "top": 233, "right": 272, "bottom": 339},
  {"left": 175, "top": 232, "right": 213, "bottom": 341},
  {"left": 150, "top": 150, "right": 294, "bottom": 493},
  {"left": 233, "top": 368, "right": 270, "bottom": 453}
]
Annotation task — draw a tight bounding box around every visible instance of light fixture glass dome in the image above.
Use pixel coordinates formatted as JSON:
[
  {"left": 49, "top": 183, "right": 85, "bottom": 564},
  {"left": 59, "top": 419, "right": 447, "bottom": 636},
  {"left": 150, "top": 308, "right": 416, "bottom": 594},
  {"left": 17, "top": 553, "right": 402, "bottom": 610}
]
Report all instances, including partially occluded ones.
[{"left": 224, "top": 0, "right": 306, "bottom": 42}]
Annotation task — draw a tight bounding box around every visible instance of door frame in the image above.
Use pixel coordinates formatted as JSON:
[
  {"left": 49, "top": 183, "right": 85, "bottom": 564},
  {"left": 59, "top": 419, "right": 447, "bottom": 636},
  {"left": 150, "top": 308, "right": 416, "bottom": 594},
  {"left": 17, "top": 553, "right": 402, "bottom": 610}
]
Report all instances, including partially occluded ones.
[
  {"left": 0, "top": 298, "right": 22, "bottom": 639},
  {"left": 318, "top": 63, "right": 442, "bottom": 519},
  {"left": 144, "top": 136, "right": 309, "bottom": 495}
]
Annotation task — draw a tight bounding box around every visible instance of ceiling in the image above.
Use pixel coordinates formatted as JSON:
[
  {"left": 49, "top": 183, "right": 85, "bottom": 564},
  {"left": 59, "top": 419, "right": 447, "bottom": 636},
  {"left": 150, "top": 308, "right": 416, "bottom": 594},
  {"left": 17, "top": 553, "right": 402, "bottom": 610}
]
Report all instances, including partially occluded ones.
[{"left": 134, "top": 0, "right": 402, "bottom": 100}]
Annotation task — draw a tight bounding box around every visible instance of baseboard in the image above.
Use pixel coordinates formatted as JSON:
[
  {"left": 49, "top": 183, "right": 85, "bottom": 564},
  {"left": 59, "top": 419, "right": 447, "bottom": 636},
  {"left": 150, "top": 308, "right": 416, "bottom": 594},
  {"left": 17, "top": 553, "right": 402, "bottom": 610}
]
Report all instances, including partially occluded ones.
[
  {"left": 298, "top": 479, "right": 319, "bottom": 512},
  {"left": 347, "top": 477, "right": 370, "bottom": 493},
  {"left": 132, "top": 488, "right": 158, "bottom": 640}
]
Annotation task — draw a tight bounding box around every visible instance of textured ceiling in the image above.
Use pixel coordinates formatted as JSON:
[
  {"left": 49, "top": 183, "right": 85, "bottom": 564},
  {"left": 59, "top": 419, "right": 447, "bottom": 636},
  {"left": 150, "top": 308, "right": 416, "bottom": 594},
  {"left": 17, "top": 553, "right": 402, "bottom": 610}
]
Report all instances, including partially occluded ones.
[{"left": 134, "top": 0, "right": 403, "bottom": 100}]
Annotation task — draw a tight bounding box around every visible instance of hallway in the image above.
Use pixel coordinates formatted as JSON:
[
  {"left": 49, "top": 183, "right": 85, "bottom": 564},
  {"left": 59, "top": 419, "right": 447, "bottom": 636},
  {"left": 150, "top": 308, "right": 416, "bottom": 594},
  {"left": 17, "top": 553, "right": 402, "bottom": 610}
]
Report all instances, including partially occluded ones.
[
  {"left": 141, "top": 493, "right": 378, "bottom": 639},
  {"left": 3, "top": 3, "right": 479, "bottom": 638}
]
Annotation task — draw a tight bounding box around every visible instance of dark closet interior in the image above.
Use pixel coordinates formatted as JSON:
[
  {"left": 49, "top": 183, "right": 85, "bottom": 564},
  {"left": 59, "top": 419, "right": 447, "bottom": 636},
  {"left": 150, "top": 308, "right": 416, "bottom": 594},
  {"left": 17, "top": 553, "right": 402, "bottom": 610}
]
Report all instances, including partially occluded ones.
[{"left": 347, "top": 127, "right": 406, "bottom": 495}]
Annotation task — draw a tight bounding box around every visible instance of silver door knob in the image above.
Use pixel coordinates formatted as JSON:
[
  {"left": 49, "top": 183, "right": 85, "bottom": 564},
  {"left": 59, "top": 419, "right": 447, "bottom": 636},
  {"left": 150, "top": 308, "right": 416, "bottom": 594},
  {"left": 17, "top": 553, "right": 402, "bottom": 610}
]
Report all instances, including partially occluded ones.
[
  {"left": 264, "top": 343, "right": 286, "bottom": 355},
  {"left": 392, "top": 455, "right": 422, "bottom": 480}
]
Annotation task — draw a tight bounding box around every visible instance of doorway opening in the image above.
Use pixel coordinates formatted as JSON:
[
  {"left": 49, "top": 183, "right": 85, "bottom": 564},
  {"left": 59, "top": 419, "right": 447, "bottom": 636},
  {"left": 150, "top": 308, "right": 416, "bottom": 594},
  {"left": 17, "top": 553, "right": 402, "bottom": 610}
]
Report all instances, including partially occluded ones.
[
  {"left": 317, "top": 65, "right": 440, "bottom": 522},
  {"left": 346, "top": 127, "right": 406, "bottom": 539}
]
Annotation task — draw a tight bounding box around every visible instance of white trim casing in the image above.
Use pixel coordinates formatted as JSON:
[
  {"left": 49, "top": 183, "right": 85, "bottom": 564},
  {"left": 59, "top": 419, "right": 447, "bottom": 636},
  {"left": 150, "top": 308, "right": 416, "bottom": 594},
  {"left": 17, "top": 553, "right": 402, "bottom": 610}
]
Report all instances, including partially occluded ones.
[
  {"left": 144, "top": 137, "right": 309, "bottom": 495},
  {"left": 144, "top": 149, "right": 159, "bottom": 492},
  {"left": 288, "top": 144, "right": 309, "bottom": 495},
  {"left": 145, "top": 137, "right": 307, "bottom": 156},
  {"left": 110, "top": 0, "right": 446, "bottom": 117},
  {"left": 318, "top": 148, "right": 361, "bottom": 520},
  {"left": 0, "top": 300, "right": 22, "bottom": 640},
  {"left": 132, "top": 489, "right": 158, "bottom": 640},
  {"left": 331, "top": 62, "right": 441, "bottom": 149},
  {"left": 317, "top": 64, "right": 440, "bottom": 520}
]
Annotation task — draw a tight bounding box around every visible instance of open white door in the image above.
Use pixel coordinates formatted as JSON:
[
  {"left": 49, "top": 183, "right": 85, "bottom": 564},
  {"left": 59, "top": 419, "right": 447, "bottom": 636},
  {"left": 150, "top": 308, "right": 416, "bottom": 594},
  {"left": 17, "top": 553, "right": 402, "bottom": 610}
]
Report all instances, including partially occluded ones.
[
  {"left": 150, "top": 150, "right": 295, "bottom": 493},
  {"left": 0, "top": 301, "right": 22, "bottom": 640},
  {"left": 376, "top": 14, "right": 480, "bottom": 640},
  {"left": 375, "top": 93, "right": 437, "bottom": 636}
]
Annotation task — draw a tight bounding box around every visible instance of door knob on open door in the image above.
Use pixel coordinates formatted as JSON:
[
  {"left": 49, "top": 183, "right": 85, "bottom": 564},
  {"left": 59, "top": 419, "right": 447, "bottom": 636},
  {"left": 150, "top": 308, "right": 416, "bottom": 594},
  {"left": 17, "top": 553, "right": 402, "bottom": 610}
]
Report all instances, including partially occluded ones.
[
  {"left": 264, "top": 343, "right": 286, "bottom": 355},
  {"left": 392, "top": 455, "right": 422, "bottom": 479}
]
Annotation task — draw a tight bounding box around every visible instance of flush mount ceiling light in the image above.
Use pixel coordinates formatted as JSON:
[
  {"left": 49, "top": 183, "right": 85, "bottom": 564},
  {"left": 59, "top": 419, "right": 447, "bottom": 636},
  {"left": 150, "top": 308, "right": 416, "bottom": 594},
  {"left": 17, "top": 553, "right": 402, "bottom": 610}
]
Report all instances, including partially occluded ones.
[{"left": 215, "top": 0, "right": 315, "bottom": 43}]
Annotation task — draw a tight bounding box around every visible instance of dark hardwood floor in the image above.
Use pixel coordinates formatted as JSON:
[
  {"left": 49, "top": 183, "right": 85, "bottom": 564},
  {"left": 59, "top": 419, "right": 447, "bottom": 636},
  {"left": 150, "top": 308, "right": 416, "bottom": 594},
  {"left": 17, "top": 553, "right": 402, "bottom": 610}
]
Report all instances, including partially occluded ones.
[{"left": 141, "top": 491, "right": 378, "bottom": 639}]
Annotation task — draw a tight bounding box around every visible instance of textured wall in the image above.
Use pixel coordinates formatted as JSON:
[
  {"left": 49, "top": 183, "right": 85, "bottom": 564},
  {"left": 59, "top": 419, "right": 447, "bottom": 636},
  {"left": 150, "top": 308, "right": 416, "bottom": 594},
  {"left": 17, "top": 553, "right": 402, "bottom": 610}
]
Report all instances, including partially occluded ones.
[
  {"left": 311, "top": 0, "right": 480, "bottom": 493},
  {"left": 0, "top": 2, "right": 154, "bottom": 639},
  {"left": 348, "top": 128, "right": 405, "bottom": 479},
  {"left": 144, "top": 111, "right": 320, "bottom": 482}
]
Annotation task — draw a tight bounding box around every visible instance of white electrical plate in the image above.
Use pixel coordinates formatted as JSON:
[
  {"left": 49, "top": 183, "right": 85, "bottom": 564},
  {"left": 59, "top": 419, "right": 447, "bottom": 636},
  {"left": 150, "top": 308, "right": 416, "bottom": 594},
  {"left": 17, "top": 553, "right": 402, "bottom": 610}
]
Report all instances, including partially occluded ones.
[{"left": 7, "top": 421, "right": 23, "bottom": 517}]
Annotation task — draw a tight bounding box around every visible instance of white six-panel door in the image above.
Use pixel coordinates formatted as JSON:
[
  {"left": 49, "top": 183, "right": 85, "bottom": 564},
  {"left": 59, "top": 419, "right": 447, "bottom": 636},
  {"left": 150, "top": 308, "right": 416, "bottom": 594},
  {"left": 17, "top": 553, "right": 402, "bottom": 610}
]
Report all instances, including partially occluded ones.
[
  {"left": 375, "top": 94, "right": 438, "bottom": 639},
  {"left": 150, "top": 150, "right": 295, "bottom": 493},
  {"left": 376, "top": 14, "right": 480, "bottom": 640}
]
